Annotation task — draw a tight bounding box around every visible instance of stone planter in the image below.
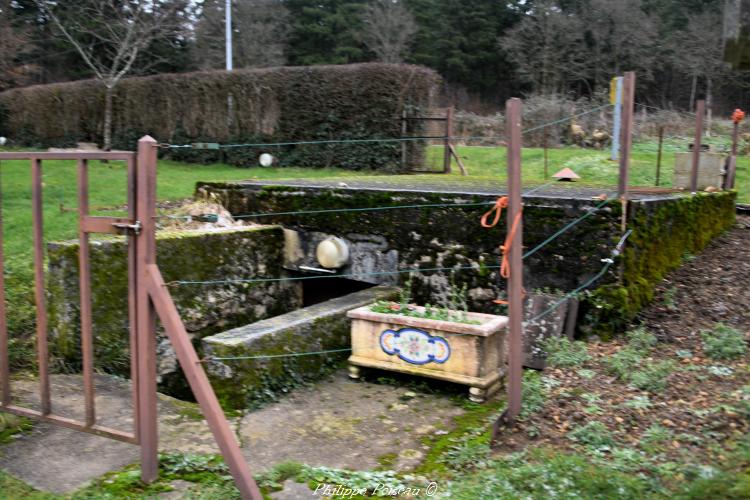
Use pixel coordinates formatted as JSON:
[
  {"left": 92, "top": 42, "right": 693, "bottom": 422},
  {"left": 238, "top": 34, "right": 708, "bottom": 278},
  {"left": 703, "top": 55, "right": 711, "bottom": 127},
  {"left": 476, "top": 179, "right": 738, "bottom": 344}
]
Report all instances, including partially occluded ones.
[{"left": 346, "top": 305, "right": 508, "bottom": 402}]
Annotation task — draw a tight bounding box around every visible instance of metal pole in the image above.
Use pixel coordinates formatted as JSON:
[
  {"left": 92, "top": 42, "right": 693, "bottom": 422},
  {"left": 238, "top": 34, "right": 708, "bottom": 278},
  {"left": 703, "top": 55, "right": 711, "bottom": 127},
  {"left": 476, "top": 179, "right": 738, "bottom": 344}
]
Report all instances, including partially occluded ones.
[
  {"left": 77, "top": 159, "right": 95, "bottom": 427},
  {"left": 32, "top": 158, "right": 51, "bottom": 416},
  {"left": 505, "top": 97, "right": 523, "bottom": 421},
  {"left": 225, "top": 0, "right": 233, "bottom": 71},
  {"left": 611, "top": 77, "right": 623, "bottom": 161},
  {"left": 146, "top": 267, "right": 262, "bottom": 500},
  {"left": 618, "top": 72, "right": 635, "bottom": 198},
  {"left": 655, "top": 126, "right": 664, "bottom": 187},
  {"left": 136, "top": 136, "right": 159, "bottom": 483},
  {"left": 690, "top": 100, "right": 705, "bottom": 193},
  {"left": 443, "top": 107, "right": 453, "bottom": 174}
]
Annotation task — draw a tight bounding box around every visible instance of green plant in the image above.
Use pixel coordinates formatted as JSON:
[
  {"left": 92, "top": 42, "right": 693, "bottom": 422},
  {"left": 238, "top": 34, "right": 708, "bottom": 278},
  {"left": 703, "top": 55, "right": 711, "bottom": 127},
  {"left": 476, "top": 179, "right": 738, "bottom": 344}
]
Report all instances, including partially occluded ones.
[
  {"left": 0, "top": 413, "right": 33, "bottom": 444},
  {"left": 520, "top": 370, "right": 547, "bottom": 419},
  {"left": 641, "top": 423, "right": 674, "bottom": 452},
  {"left": 701, "top": 324, "right": 747, "bottom": 360},
  {"left": 626, "top": 327, "right": 658, "bottom": 352},
  {"left": 629, "top": 360, "right": 676, "bottom": 393},
  {"left": 566, "top": 421, "right": 615, "bottom": 448},
  {"left": 622, "top": 395, "right": 652, "bottom": 410},
  {"left": 606, "top": 347, "right": 643, "bottom": 379},
  {"left": 441, "top": 440, "right": 491, "bottom": 471},
  {"left": 543, "top": 337, "right": 590, "bottom": 368},
  {"left": 661, "top": 287, "right": 678, "bottom": 311}
]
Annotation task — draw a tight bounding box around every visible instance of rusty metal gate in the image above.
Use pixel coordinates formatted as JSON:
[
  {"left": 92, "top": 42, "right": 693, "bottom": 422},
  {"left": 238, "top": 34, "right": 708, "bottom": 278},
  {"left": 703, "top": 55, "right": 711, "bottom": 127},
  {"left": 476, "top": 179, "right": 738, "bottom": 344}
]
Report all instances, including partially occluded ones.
[{"left": 0, "top": 137, "right": 261, "bottom": 499}]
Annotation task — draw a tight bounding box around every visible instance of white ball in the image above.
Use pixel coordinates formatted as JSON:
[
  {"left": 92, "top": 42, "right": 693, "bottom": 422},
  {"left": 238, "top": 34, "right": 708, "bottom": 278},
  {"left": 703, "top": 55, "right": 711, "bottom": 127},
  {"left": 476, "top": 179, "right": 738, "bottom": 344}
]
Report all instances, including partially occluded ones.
[
  {"left": 259, "top": 153, "right": 274, "bottom": 167},
  {"left": 316, "top": 237, "right": 350, "bottom": 269},
  {"left": 0, "top": 137, "right": 6, "bottom": 146}
]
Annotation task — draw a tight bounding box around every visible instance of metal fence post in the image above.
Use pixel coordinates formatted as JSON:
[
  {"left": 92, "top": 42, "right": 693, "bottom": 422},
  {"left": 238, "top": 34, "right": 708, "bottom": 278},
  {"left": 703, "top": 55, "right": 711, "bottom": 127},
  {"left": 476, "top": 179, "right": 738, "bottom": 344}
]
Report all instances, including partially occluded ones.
[
  {"left": 136, "top": 136, "right": 159, "bottom": 483},
  {"left": 655, "top": 126, "right": 664, "bottom": 186},
  {"left": 690, "top": 100, "right": 705, "bottom": 193},
  {"left": 611, "top": 76, "right": 623, "bottom": 161},
  {"left": 505, "top": 98, "right": 523, "bottom": 421},
  {"left": 618, "top": 72, "right": 635, "bottom": 233}
]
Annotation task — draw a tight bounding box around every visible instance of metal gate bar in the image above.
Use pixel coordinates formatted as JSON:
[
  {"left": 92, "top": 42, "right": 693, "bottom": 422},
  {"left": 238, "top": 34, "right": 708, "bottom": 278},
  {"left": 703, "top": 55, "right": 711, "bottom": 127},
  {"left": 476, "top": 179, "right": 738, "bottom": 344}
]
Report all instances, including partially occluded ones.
[
  {"left": 0, "top": 150, "right": 138, "bottom": 444},
  {"left": 0, "top": 142, "right": 262, "bottom": 499}
]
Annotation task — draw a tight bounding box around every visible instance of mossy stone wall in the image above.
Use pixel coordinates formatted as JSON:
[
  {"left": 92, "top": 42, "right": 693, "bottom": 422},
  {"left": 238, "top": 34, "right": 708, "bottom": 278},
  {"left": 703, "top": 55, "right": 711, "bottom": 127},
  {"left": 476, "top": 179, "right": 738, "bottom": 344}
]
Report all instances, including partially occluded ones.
[
  {"left": 583, "top": 192, "right": 737, "bottom": 337},
  {"left": 46, "top": 226, "right": 302, "bottom": 397},
  {"left": 199, "top": 182, "right": 736, "bottom": 338}
]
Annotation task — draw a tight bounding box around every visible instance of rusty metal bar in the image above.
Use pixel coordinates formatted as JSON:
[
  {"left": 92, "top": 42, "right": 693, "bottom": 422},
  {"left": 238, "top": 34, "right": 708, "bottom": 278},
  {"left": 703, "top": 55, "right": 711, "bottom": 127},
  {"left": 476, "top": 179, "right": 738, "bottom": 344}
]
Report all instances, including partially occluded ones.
[
  {"left": 0, "top": 158, "right": 9, "bottom": 406},
  {"left": 146, "top": 265, "right": 262, "bottom": 500},
  {"left": 618, "top": 71, "right": 636, "bottom": 198},
  {"left": 135, "top": 136, "right": 159, "bottom": 482},
  {"left": 126, "top": 155, "right": 140, "bottom": 441},
  {"left": 0, "top": 152, "right": 134, "bottom": 161},
  {"left": 32, "top": 158, "right": 51, "bottom": 415},
  {"left": 77, "top": 159, "right": 95, "bottom": 427},
  {"left": 80, "top": 216, "right": 134, "bottom": 234},
  {"left": 443, "top": 107, "right": 453, "bottom": 174},
  {"left": 655, "top": 126, "right": 664, "bottom": 186},
  {"left": 726, "top": 118, "right": 740, "bottom": 189},
  {"left": 690, "top": 100, "right": 705, "bottom": 192},
  {"left": 505, "top": 97, "right": 523, "bottom": 421},
  {"left": 0, "top": 404, "right": 136, "bottom": 444}
]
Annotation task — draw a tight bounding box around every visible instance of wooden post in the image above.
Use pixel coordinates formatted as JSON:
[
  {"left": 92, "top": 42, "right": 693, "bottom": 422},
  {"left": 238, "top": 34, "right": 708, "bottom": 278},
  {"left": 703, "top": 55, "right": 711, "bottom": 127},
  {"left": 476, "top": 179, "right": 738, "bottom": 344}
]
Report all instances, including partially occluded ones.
[
  {"left": 505, "top": 98, "right": 523, "bottom": 421},
  {"left": 543, "top": 130, "right": 549, "bottom": 180},
  {"left": 136, "top": 136, "right": 159, "bottom": 483},
  {"left": 655, "top": 126, "right": 664, "bottom": 186},
  {"left": 401, "top": 109, "right": 407, "bottom": 171},
  {"left": 618, "top": 71, "right": 635, "bottom": 233},
  {"left": 443, "top": 107, "right": 453, "bottom": 174},
  {"left": 690, "top": 100, "right": 705, "bottom": 193}
]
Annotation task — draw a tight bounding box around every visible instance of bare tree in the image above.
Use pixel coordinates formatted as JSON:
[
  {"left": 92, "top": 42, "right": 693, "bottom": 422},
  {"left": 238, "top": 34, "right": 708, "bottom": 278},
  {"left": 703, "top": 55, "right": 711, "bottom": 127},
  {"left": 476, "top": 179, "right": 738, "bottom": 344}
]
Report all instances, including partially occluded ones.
[
  {"left": 0, "top": 0, "right": 37, "bottom": 91},
  {"left": 669, "top": 10, "right": 728, "bottom": 135},
  {"left": 500, "top": 0, "right": 587, "bottom": 95},
  {"left": 581, "top": 0, "right": 658, "bottom": 92},
  {"left": 360, "top": 0, "right": 417, "bottom": 63},
  {"left": 34, "top": 0, "right": 187, "bottom": 150},
  {"left": 194, "top": 0, "right": 289, "bottom": 70}
]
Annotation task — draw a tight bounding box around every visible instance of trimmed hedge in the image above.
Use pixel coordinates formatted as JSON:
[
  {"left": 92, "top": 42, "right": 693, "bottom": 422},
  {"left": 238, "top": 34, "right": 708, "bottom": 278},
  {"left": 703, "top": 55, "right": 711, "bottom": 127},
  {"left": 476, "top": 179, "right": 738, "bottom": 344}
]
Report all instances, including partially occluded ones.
[{"left": 0, "top": 63, "right": 439, "bottom": 172}]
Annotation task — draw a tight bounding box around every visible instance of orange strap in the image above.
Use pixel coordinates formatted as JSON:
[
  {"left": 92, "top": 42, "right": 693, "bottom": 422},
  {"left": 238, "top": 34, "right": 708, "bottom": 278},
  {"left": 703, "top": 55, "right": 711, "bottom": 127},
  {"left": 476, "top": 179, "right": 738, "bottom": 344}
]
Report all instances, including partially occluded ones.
[
  {"left": 481, "top": 197, "right": 526, "bottom": 305},
  {"left": 480, "top": 196, "right": 509, "bottom": 228},
  {"left": 732, "top": 109, "right": 745, "bottom": 124}
]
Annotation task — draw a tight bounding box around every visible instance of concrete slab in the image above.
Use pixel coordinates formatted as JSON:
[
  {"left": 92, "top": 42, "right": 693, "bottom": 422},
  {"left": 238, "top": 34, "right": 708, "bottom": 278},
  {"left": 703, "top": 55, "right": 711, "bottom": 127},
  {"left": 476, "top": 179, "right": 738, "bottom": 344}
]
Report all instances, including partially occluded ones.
[{"left": 1, "top": 370, "right": 469, "bottom": 494}]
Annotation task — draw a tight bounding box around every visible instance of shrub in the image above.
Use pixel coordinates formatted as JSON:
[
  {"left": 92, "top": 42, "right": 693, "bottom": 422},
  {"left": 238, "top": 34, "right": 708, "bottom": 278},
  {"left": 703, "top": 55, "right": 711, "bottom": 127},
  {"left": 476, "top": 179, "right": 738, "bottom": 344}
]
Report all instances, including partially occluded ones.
[
  {"left": 0, "top": 63, "right": 439, "bottom": 172},
  {"left": 701, "top": 324, "right": 747, "bottom": 360},
  {"left": 629, "top": 360, "right": 675, "bottom": 393},
  {"left": 567, "top": 421, "right": 615, "bottom": 448},
  {"left": 606, "top": 347, "right": 643, "bottom": 379},
  {"left": 543, "top": 336, "right": 590, "bottom": 368},
  {"left": 626, "top": 327, "right": 658, "bottom": 352}
]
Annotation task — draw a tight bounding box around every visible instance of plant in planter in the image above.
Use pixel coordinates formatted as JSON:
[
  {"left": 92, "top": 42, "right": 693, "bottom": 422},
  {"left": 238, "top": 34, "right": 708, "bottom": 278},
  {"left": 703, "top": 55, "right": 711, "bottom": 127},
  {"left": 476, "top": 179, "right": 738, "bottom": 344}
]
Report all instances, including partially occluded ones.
[{"left": 347, "top": 276, "right": 508, "bottom": 402}]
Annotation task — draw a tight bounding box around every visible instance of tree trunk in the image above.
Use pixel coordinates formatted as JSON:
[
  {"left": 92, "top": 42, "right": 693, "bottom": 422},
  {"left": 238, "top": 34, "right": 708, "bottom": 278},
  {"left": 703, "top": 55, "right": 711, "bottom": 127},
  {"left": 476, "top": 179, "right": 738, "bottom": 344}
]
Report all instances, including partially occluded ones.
[
  {"left": 705, "top": 76, "right": 713, "bottom": 138},
  {"left": 103, "top": 85, "right": 114, "bottom": 151}
]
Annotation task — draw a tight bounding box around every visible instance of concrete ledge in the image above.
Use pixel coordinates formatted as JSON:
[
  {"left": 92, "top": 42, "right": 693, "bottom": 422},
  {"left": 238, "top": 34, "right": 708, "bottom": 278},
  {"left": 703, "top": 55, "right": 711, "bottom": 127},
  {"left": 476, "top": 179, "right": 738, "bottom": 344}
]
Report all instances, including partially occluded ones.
[{"left": 203, "top": 285, "right": 398, "bottom": 409}]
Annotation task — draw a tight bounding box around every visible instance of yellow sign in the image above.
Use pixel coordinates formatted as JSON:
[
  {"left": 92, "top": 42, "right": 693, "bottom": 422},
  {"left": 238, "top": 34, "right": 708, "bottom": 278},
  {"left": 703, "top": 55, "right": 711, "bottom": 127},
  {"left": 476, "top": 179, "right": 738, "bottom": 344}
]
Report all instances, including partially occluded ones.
[{"left": 609, "top": 77, "right": 620, "bottom": 105}]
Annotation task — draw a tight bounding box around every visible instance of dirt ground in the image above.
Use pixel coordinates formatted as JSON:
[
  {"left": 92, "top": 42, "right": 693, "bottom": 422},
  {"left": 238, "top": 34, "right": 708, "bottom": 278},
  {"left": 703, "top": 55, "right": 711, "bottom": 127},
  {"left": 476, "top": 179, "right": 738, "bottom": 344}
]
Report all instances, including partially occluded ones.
[{"left": 494, "top": 215, "right": 750, "bottom": 468}]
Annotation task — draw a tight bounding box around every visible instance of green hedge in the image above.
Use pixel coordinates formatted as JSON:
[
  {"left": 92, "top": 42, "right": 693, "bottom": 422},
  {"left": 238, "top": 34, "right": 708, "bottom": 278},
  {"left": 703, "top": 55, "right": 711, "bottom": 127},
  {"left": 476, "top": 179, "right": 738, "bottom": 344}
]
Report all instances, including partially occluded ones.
[{"left": 0, "top": 63, "right": 439, "bottom": 172}]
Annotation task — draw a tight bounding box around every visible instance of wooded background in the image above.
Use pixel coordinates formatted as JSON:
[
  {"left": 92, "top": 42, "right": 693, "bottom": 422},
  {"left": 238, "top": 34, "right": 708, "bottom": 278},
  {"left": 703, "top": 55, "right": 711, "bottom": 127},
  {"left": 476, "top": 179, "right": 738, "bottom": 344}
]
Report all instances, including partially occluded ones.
[{"left": 0, "top": 0, "right": 746, "bottom": 115}]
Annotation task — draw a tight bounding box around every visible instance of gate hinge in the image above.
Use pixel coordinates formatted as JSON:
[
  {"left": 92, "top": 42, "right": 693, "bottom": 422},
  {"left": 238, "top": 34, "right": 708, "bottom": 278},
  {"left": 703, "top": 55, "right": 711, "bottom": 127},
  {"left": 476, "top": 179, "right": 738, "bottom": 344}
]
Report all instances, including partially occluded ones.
[{"left": 112, "top": 220, "right": 142, "bottom": 235}]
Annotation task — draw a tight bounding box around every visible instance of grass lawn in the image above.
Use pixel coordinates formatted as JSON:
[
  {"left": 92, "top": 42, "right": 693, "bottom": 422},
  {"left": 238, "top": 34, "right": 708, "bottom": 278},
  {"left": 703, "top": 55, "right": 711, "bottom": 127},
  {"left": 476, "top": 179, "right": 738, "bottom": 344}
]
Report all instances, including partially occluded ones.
[{"left": 436, "top": 139, "right": 750, "bottom": 202}]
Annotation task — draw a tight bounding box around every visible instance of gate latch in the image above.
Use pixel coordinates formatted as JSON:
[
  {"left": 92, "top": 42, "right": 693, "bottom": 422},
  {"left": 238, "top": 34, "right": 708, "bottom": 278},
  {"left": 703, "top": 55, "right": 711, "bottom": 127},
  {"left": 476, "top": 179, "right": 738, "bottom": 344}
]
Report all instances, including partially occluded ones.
[{"left": 112, "top": 220, "right": 142, "bottom": 235}]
